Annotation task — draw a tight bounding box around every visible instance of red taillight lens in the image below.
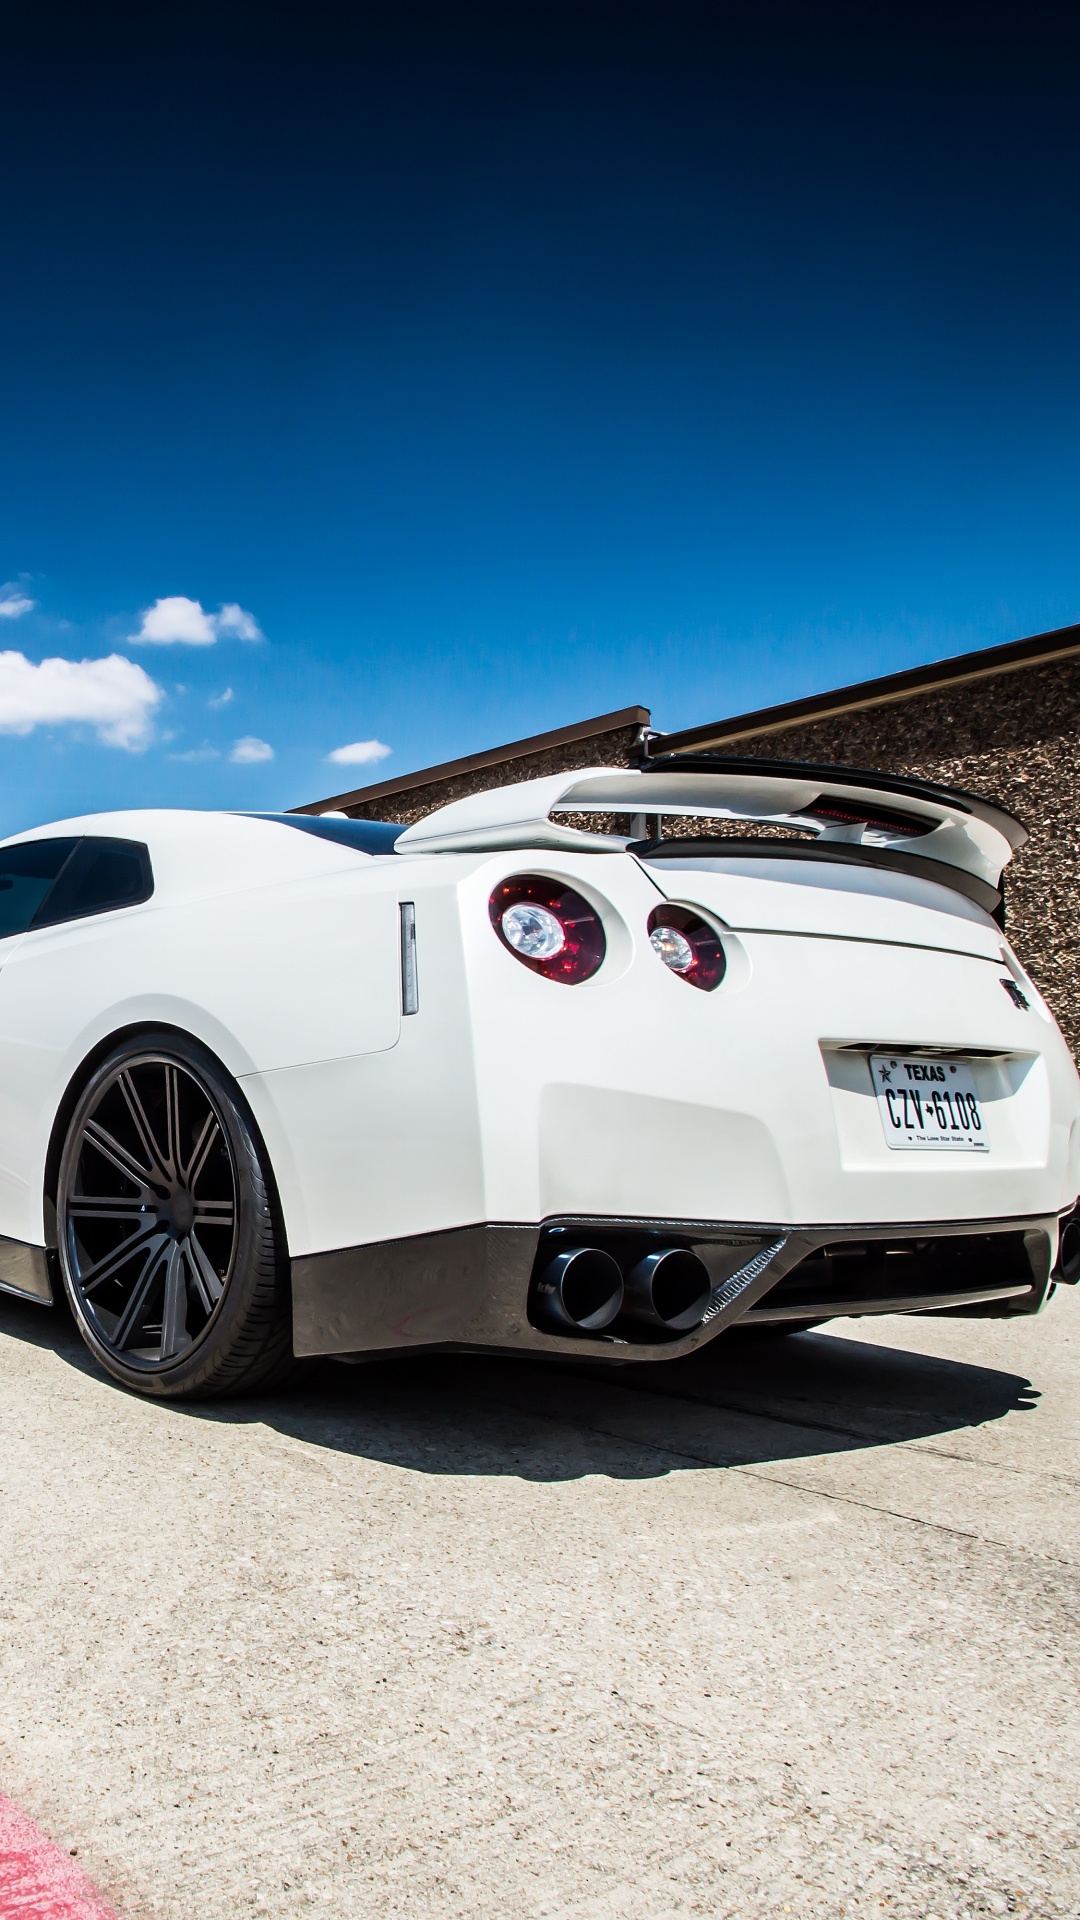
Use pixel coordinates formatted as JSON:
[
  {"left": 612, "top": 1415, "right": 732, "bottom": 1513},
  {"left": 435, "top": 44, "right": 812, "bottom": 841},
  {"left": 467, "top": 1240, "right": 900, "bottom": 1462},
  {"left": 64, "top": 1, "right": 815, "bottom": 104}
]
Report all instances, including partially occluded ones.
[
  {"left": 647, "top": 905, "right": 725, "bottom": 991},
  {"left": 489, "top": 875, "right": 606, "bottom": 983}
]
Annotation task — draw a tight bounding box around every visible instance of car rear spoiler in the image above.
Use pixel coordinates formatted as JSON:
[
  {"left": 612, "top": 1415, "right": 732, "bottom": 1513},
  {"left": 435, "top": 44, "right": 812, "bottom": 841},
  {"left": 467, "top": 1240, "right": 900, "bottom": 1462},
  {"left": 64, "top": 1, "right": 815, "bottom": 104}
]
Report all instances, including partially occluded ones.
[{"left": 395, "top": 758, "right": 1025, "bottom": 897}]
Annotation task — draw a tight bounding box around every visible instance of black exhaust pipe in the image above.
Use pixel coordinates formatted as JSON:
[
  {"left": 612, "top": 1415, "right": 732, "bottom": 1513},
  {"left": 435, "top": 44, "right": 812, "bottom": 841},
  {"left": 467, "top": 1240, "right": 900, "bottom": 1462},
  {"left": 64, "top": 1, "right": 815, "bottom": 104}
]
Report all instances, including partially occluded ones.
[
  {"left": 1057, "top": 1216, "right": 1080, "bottom": 1284},
  {"left": 531, "top": 1247, "right": 624, "bottom": 1333},
  {"left": 623, "top": 1248, "right": 711, "bottom": 1331}
]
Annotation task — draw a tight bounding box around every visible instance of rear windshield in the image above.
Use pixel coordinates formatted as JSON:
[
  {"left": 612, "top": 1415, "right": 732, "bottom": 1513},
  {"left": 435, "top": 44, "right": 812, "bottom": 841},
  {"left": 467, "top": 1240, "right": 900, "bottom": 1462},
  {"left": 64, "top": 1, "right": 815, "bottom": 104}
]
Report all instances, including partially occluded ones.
[{"left": 251, "top": 813, "right": 402, "bottom": 854}]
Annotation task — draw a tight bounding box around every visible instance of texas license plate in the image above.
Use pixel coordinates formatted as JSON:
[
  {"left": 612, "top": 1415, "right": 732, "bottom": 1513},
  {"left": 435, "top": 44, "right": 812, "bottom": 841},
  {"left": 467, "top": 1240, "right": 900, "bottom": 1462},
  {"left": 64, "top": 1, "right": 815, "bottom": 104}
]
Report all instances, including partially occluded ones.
[{"left": 870, "top": 1053, "right": 988, "bottom": 1152}]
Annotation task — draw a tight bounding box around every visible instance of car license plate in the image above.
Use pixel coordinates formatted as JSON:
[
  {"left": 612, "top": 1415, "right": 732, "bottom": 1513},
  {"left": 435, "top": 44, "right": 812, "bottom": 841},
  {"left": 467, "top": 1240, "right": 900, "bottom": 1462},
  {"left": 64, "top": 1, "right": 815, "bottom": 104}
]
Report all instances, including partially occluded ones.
[{"left": 870, "top": 1053, "right": 988, "bottom": 1152}]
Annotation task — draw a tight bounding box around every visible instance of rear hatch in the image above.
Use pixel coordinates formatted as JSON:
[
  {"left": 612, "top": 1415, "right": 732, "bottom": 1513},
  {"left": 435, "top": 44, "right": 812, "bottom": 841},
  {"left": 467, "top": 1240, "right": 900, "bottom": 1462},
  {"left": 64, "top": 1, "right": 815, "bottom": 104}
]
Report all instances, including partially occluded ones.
[
  {"left": 633, "top": 843, "right": 1070, "bottom": 1223},
  {"left": 634, "top": 846, "right": 1006, "bottom": 960}
]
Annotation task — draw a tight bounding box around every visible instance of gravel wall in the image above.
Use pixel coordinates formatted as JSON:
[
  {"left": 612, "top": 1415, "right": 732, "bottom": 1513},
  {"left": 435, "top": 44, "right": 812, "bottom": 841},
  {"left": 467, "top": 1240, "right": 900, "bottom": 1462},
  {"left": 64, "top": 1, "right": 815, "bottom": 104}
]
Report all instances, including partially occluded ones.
[{"left": 344, "top": 722, "right": 647, "bottom": 829}]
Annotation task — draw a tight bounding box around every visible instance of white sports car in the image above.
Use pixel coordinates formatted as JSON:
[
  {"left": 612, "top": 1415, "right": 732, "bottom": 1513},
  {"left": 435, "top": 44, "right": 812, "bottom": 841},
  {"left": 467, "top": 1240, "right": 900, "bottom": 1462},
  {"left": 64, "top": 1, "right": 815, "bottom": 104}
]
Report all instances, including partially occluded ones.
[{"left": 0, "top": 755, "right": 1077, "bottom": 1400}]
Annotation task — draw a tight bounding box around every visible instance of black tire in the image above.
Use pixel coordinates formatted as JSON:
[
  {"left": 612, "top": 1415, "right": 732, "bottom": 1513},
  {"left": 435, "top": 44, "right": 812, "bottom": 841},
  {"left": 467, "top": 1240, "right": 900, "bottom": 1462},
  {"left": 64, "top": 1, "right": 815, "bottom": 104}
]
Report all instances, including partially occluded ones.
[{"left": 56, "top": 1030, "right": 294, "bottom": 1400}]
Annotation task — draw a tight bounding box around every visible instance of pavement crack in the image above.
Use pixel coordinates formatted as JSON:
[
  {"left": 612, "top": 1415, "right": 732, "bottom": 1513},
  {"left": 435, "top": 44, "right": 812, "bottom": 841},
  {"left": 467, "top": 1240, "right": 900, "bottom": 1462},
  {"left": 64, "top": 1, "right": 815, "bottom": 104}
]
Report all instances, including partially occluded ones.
[
  {"left": 465, "top": 1380, "right": 1079, "bottom": 1565},
  {"left": 730, "top": 1463, "right": 1078, "bottom": 1564}
]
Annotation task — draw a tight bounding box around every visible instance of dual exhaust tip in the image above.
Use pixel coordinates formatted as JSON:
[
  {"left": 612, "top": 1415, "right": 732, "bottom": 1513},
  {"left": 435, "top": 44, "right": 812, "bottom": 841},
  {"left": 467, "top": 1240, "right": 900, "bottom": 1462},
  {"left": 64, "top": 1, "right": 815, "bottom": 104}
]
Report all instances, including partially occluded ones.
[{"left": 531, "top": 1245, "right": 712, "bottom": 1336}]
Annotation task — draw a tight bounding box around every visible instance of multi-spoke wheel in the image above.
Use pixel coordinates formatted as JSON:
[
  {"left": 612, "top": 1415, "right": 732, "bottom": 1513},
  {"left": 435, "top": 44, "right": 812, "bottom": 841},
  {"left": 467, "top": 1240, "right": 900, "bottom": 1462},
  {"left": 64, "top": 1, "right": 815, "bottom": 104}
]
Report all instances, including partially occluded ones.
[{"left": 57, "top": 1033, "right": 293, "bottom": 1399}]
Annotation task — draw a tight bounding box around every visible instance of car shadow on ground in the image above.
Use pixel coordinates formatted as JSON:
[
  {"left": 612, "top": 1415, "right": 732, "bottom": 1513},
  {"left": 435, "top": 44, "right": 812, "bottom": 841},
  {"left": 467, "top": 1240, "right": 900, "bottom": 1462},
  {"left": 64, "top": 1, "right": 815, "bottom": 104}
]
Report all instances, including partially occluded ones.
[{"left": 0, "top": 1288, "right": 1040, "bottom": 1482}]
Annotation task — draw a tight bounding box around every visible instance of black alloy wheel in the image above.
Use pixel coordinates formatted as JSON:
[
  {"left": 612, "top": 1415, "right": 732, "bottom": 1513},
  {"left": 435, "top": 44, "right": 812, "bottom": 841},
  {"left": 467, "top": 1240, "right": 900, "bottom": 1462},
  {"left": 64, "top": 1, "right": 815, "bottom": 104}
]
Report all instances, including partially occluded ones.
[{"left": 56, "top": 1033, "right": 293, "bottom": 1399}]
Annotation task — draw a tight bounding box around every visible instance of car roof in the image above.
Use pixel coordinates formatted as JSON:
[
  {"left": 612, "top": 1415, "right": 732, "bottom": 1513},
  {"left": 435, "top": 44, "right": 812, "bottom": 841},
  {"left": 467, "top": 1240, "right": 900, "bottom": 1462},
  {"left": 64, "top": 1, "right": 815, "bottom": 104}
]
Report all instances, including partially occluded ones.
[{"left": 0, "top": 810, "right": 397, "bottom": 904}]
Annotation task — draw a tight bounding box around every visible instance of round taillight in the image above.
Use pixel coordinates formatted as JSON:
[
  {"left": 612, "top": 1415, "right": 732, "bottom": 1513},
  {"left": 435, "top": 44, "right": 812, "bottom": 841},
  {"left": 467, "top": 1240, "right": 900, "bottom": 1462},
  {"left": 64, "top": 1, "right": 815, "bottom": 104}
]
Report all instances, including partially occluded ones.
[
  {"left": 647, "top": 905, "right": 725, "bottom": 991},
  {"left": 489, "top": 875, "right": 606, "bottom": 983}
]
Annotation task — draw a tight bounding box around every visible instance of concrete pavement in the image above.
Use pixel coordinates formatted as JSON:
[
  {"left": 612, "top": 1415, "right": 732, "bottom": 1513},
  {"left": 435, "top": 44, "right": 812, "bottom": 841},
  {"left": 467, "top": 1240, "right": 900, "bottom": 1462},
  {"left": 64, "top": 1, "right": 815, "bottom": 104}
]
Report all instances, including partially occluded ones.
[{"left": 0, "top": 1284, "right": 1077, "bottom": 1918}]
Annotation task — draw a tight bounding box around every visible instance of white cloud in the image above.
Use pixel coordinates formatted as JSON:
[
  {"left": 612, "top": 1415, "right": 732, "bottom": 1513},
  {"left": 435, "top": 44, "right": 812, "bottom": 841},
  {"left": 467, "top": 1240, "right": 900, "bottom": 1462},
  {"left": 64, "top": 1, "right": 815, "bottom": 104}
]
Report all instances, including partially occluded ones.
[
  {"left": 215, "top": 604, "right": 262, "bottom": 642},
  {"left": 0, "top": 586, "right": 36, "bottom": 620},
  {"left": 326, "top": 738, "right": 392, "bottom": 767},
  {"left": 129, "top": 596, "right": 264, "bottom": 646},
  {"left": 208, "top": 686, "right": 234, "bottom": 709},
  {"left": 132, "top": 597, "right": 216, "bottom": 645},
  {"left": 168, "top": 745, "right": 220, "bottom": 763},
  {"left": 0, "top": 651, "right": 162, "bottom": 750},
  {"left": 230, "top": 735, "right": 274, "bottom": 764}
]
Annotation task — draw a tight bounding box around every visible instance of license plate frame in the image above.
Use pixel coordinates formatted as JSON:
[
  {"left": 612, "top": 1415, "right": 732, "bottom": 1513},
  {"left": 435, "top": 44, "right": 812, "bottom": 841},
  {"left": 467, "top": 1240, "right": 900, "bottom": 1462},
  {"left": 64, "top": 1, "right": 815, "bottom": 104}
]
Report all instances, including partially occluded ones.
[{"left": 870, "top": 1052, "right": 989, "bottom": 1152}]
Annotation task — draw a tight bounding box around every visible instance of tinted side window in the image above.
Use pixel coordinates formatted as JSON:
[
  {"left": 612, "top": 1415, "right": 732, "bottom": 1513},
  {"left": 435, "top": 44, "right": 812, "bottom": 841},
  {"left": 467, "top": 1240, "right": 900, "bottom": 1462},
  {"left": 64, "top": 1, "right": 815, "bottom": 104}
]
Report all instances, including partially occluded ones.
[
  {"left": 32, "top": 839, "right": 153, "bottom": 928},
  {"left": 0, "top": 840, "right": 80, "bottom": 939}
]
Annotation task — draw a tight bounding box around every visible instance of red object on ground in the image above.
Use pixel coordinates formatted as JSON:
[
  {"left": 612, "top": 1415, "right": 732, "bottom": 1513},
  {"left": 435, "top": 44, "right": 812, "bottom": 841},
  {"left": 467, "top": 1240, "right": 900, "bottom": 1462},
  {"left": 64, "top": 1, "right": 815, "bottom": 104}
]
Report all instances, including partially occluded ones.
[{"left": 0, "top": 1796, "right": 119, "bottom": 1919}]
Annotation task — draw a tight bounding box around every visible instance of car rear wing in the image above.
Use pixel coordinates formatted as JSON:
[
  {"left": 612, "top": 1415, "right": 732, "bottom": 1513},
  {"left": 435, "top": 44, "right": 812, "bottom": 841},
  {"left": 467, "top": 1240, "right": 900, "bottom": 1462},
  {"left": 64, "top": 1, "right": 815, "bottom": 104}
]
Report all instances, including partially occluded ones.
[{"left": 395, "top": 758, "right": 1025, "bottom": 897}]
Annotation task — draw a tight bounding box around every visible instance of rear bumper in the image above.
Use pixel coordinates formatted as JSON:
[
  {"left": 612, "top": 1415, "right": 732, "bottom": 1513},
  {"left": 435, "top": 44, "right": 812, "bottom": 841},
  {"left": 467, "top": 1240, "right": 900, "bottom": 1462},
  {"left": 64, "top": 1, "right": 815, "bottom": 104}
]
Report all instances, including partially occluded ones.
[{"left": 291, "top": 1209, "right": 1063, "bottom": 1362}]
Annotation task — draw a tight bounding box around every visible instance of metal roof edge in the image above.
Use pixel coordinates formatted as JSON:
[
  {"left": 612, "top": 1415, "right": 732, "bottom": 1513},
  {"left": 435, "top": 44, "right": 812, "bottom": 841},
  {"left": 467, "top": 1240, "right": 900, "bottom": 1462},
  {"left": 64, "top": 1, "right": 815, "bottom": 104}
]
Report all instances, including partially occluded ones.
[
  {"left": 651, "top": 621, "right": 1080, "bottom": 753},
  {"left": 293, "top": 705, "right": 652, "bottom": 815}
]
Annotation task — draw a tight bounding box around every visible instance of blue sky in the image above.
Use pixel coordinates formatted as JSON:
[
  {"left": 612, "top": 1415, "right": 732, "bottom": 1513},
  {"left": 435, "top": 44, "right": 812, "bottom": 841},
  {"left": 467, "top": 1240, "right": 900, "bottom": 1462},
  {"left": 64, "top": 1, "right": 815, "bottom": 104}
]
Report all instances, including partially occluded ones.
[{"left": 2, "top": 2, "right": 1080, "bottom": 833}]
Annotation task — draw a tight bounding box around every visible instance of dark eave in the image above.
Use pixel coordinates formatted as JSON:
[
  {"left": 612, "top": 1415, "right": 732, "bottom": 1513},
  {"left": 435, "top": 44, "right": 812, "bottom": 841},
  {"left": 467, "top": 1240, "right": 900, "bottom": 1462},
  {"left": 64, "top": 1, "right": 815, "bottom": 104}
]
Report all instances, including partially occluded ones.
[
  {"left": 652, "top": 619, "right": 1080, "bottom": 754},
  {"left": 295, "top": 705, "right": 651, "bottom": 815}
]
